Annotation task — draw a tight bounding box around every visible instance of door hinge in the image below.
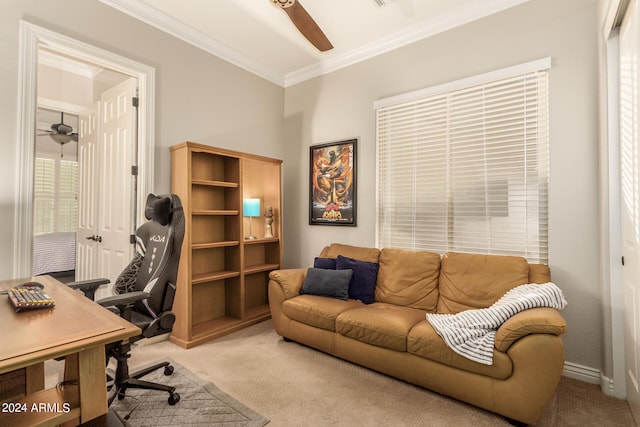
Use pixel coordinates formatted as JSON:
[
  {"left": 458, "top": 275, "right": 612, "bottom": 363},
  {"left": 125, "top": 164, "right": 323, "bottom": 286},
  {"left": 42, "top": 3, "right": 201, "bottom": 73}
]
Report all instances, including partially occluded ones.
[
  {"left": 622, "top": 256, "right": 625, "bottom": 266},
  {"left": 132, "top": 96, "right": 139, "bottom": 108},
  {"left": 131, "top": 165, "right": 138, "bottom": 176},
  {"left": 130, "top": 234, "right": 136, "bottom": 245}
]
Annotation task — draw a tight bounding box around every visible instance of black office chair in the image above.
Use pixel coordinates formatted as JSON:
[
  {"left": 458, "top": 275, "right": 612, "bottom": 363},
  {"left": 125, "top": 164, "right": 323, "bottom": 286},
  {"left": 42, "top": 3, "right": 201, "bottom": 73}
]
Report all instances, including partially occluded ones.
[{"left": 69, "top": 193, "right": 185, "bottom": 406}]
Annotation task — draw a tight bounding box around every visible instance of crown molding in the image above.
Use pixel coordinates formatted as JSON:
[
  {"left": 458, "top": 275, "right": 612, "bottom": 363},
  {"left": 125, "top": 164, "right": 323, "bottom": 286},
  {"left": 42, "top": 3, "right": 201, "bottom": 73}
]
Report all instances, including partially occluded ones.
[
  {"left": 101, "top": 0, "right": 531, "bottom": 88},
  {"left": 99, "top": 0, "right": 285, "bottom": 86},
  {"left": 38, "top": 97, "right": 86, "bottom": 115},
  {"left": 284, "top": 0, "right": 531, "bottom": 87},
  {"left": 39, "top": 49, "right": 104, "bottom": 79}
]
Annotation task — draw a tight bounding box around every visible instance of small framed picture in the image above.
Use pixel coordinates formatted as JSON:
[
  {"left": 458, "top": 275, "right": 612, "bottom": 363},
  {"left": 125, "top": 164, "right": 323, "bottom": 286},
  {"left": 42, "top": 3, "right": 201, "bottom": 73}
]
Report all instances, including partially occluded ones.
[{"left": 309, "top": 138, "right": 357, "bottom": 226}]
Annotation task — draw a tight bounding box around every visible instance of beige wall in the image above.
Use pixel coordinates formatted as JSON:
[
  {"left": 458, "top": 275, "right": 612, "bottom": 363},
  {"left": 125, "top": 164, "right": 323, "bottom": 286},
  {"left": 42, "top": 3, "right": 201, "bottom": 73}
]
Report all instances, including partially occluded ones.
[
  {"left": 283, "top": 0, "right": 601, "bottom": 372},
  {"left": 0, "top": 1, "right": 284, "bottom": 275}
]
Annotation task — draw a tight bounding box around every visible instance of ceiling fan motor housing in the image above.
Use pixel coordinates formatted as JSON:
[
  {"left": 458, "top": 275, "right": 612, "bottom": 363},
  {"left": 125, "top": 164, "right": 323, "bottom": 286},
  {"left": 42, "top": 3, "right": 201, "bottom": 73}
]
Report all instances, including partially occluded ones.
[
  {"left": 273, "top": 0, "right": 295, "bottom": 8},
  {"left": 54, "top": 123, "right": 73, "bottom": 134}
]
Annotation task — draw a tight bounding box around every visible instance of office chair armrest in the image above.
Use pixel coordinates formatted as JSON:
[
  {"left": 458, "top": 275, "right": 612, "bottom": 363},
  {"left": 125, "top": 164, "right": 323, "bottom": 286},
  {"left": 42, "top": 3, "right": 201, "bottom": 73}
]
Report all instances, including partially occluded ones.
[
  {"left": 67, "top": 278, "right": 110, "bottom": 300},
  {"left": 97, "top": 291, "right": 150, "bottom": 322},
  {"left": 96, "top": 291, "right": 150, "bottom": 308}
]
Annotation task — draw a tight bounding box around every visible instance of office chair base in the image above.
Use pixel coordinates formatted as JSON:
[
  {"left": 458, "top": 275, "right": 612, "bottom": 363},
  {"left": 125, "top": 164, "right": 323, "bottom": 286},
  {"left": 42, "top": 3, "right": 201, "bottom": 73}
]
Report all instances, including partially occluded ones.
[
  {"left": 108, "top": 359, "right": 180, "bottom": 406},
  {"left": 110, "top": 377, "right": 180, "bottom": 406}
]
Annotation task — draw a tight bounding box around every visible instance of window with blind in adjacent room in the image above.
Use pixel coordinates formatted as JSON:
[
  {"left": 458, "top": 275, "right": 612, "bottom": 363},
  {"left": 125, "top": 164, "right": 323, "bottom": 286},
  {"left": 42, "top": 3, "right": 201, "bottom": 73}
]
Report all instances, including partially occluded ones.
[
  {"left": 375, "top": 58, "right": 550, "bottom": 263},
  {"left": 33, "top": 156, "right": 79, "bottom": 235}
]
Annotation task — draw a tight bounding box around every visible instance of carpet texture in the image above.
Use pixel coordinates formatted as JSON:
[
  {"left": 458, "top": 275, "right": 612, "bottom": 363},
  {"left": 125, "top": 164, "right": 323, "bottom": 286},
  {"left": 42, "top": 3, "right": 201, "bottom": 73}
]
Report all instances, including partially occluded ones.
[
  {"left": 110, "top": 359, "right": 269, "bottom": 427},
  {"left": 118, "top": 320, "right": 636, "bottom": 426},
  {"left": 43, "top": 320, "right": 635, "bottom": 426}
]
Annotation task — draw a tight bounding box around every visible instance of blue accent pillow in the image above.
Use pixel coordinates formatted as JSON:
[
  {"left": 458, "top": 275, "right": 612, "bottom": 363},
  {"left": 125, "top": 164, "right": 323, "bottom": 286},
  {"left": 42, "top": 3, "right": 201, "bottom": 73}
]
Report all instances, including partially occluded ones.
[
  {"left": 300, "top": 268, "right": 353, "bottom": 300},
  {"left": 336, "top": 255, "right": 379, "bottom": 304},
  {"left": 313, "top": 257, "right": 337, "bottom": 269}
]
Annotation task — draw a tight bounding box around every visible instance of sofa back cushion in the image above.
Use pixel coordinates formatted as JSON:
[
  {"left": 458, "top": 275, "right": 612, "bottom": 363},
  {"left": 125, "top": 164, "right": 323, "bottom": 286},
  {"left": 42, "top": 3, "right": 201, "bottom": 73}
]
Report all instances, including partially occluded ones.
[
  {"left": 529, "top": 263, "right": 551, "bottom": 283},
  {"left": 437, "top": 252, "right": 530, "bottom": 314},
  {"left": 376, "top": 248, "right": 440, "bottom": 311},
  {"left": 319, "top": 243, "right": 380, "bottom": 263}
]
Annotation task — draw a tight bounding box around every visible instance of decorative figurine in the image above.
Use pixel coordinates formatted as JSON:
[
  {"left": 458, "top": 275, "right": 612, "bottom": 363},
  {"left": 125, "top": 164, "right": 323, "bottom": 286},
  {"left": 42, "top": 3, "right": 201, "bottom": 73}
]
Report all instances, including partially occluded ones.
[{"left": 264, "top": 206, "right": 274, "bottom": 238}]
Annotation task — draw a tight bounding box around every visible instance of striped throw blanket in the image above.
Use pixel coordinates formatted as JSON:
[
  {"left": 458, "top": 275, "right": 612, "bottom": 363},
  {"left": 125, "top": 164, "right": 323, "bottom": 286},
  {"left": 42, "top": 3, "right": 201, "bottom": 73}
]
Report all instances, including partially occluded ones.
[{"left": 426, "top": 282, "right": 567, "bottom": 365}]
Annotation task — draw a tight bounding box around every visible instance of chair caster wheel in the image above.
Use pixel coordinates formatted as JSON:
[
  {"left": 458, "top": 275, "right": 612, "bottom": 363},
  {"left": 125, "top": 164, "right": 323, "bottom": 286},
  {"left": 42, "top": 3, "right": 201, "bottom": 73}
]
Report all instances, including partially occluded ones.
[
  {"left": 168, "top": 392, "right": 180, "bottom": 405},
  {"left": 164, "top": 365, "right": 174, "bottom": 375}
]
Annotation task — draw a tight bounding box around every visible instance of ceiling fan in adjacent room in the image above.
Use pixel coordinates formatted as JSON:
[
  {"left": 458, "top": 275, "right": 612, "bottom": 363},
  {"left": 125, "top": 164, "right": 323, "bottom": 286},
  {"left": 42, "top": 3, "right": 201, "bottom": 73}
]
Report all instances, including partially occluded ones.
[
  {"left": 37, "top": 111, "right": 78, "bottom": 157},
  {"left": 272, "top": 0, "right": 333, "bottom": 51}
]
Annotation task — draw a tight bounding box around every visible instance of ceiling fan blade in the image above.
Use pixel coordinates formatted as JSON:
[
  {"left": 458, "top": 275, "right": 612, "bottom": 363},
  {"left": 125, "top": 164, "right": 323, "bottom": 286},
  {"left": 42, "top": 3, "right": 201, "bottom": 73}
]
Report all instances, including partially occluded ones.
[{"left": 274, "top": 0, "right": 333, "bottom": 52}]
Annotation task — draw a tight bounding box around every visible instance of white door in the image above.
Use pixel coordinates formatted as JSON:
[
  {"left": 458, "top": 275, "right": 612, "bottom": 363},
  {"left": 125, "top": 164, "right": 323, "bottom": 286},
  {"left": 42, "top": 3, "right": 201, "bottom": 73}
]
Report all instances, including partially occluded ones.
[
  {"left": 77, "top": 102, "right": 99, "bottom": 281},
  {"left": 97, "top": 77, "right": 137, "bottom": 291},
  {"left": 76, "top": 77, "right": 138, "bottom": 296},
  {"left": 620, "top": 0, "right": 640, "bottom": 420}
]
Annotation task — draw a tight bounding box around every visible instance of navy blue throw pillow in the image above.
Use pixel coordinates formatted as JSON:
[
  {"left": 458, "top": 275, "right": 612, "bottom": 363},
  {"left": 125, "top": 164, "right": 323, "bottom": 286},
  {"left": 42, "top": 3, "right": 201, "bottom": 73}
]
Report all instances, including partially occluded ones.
[
  {"left": 300, "top": 268, "right": 353, "bottom": 300},
  {"left": 336, "top": 255, "right": 379, "bottom": 304},
  {"left": 313, "top": 257, "right": 337, "bottom": 270}
]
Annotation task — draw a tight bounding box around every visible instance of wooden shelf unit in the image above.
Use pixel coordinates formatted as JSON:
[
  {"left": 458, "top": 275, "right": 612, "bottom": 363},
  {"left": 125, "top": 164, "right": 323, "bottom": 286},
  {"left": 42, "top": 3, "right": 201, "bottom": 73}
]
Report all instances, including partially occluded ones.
[{"left": 170, "top": 142, "right": 282, "bottom": 348}]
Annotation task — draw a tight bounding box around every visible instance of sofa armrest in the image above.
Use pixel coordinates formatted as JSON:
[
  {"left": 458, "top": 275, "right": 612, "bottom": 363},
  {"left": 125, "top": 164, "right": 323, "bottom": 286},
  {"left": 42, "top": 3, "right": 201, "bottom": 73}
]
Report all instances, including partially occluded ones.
[
  {"left": 494, "top": 307, "right": 566, "bottom": 352},
  {"left": 268, "top": 268, "right": 307, "bottom": 300}
]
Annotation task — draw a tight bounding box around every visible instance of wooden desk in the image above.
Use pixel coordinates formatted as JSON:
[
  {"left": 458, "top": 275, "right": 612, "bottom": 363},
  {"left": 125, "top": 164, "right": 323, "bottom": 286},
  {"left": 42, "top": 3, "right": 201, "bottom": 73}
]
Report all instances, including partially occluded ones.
[{"left": 0, "top": 276, "right": 140, "bottom": 426}]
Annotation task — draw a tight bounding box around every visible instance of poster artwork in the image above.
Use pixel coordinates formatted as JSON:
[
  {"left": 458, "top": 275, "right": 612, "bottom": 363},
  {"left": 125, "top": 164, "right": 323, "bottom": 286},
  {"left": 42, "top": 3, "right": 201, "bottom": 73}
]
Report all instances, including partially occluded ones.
[{"left": 309, "top": 139, "right": 357, "bottom": 226}]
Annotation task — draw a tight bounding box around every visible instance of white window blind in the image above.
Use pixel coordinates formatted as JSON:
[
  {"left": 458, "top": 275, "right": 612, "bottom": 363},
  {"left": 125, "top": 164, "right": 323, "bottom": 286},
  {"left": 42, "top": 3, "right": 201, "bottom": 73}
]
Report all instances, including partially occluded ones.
[
  {"left": 376, "top": 60, "right": 549, "bottom": 263},
  {"left": 33, "top": 156, "right": 78, "bottom": 235}
]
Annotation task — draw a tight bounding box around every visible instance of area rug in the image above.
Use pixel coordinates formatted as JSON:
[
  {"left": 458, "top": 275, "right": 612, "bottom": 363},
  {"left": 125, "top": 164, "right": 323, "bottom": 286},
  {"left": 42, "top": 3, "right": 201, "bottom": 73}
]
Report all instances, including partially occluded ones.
[{"left": 110, "top": 359, "right": 269, "bottom": 426}]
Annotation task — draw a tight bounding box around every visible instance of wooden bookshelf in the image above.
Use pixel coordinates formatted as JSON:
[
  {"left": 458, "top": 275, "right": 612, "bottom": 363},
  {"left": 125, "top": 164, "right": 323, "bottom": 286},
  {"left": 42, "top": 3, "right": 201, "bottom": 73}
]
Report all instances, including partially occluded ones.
[{"left": 170, "top": 142, "right": 282, "bottom": 348}]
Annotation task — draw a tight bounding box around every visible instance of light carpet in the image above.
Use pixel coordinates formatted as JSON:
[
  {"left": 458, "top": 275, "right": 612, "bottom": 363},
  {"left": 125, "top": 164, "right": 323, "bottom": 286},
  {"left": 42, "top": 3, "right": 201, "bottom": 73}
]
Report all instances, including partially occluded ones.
[
  {"left": 46, "top": 320, "right": 636, "bottom": 426},
  {"left": 124, "top": 320, "right": 636, "bottom": 426},
  {"left": 109, "top": 359, "right": 269, "bottom": 427}
]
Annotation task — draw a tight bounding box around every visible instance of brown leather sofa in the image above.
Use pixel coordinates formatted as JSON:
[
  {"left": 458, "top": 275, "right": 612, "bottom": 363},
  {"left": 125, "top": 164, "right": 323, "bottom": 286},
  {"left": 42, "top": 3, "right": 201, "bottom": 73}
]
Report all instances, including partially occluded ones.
[{"left": 268, "top": 243, "right": 567, "bottom": 425}]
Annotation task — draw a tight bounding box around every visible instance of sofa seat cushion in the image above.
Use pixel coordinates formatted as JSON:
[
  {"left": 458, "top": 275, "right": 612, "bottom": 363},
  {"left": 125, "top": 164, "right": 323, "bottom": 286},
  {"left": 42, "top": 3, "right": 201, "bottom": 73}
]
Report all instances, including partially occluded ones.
[
  {"left": 282, "top": 295, "right": 364, "bottom": 331},
  {"left": 336, "top": 303, "right": 426, "bottom": 351},
  {"left": 407, "top": 320, "right": 512, "bottom": 380}
]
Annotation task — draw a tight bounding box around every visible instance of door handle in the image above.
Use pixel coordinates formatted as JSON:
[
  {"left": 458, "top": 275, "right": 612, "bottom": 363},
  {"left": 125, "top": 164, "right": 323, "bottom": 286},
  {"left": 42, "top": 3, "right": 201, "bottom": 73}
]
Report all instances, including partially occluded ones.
[{"left": 85, "top": 235, "right": 103, "bottom": 243}]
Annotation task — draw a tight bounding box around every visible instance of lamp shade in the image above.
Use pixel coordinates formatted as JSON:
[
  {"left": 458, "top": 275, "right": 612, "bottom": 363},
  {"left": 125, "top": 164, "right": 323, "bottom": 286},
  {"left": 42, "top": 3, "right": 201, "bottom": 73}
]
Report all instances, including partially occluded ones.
[{"left": 243, "top": 198, "right": 261, "bottom": 217}]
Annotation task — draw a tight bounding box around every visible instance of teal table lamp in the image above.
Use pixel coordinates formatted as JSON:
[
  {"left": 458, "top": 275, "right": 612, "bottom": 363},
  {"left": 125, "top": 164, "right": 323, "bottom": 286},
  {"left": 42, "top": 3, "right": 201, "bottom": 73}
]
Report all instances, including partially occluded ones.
[{"left": 243, "top": 198, "right": 260, "bottom": 240}]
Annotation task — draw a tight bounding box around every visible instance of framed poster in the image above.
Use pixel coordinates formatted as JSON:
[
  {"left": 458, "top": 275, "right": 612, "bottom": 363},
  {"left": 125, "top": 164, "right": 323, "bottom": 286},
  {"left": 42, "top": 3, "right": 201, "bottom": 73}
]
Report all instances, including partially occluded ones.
[{"left": 309, "top": 139, "right": 357, "bottom": 226}]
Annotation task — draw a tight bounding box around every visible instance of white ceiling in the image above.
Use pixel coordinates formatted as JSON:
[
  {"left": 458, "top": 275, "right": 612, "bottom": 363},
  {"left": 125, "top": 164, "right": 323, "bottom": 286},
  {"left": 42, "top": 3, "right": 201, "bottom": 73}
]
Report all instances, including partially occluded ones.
[{"left": 100, "top": 0, "right": 530, "bottom": 87}]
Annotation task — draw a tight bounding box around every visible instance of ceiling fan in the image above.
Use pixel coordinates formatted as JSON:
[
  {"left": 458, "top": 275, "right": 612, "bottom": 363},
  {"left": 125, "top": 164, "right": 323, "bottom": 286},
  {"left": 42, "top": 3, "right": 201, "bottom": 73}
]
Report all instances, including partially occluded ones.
[
  {"left": 272, "top": 0, "right": 333, "bottom": 52},
  {"left": 37, "top": 111, "right": 78, "bottom": 157}
]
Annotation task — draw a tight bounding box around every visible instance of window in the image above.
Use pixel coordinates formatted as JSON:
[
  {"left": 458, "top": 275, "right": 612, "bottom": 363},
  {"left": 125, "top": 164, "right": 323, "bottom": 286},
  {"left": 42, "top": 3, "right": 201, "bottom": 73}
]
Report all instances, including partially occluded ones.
[
  {"left": 33, "top": 156, "right": 78, "bottom": 235},
  {"left": 375, "top": 59, "right": 550, "bottom": 263}
]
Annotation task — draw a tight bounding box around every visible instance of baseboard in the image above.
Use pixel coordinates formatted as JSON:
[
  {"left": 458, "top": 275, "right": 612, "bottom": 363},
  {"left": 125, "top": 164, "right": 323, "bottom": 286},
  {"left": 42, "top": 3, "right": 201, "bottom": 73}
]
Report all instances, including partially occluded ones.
[
  {"left": 563, "top": 361, "right": 627, "bottom": 399},
  {"left": 600, "top": 373, "right": 620, "bottom": 397},
  {"left": 563, "top": 361, "right": 601, "bottom": 384}
]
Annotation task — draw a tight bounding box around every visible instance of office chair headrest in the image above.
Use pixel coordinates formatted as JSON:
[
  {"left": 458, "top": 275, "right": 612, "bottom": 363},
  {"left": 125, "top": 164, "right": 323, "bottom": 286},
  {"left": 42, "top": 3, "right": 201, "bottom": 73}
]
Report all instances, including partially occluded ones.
[{"left": 145, "top": 194, "right": 173, "bottom": 226}]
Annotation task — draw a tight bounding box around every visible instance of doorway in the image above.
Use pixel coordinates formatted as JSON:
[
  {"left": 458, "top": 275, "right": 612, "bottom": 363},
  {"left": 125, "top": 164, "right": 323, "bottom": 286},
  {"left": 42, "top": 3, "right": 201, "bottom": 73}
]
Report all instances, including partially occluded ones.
[
  {"left": 14, "top": 21, "right": 156, "bottom": 280},
  {"left": 33, "top": 106, "right": 79, "bottom": 282}
]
